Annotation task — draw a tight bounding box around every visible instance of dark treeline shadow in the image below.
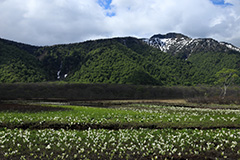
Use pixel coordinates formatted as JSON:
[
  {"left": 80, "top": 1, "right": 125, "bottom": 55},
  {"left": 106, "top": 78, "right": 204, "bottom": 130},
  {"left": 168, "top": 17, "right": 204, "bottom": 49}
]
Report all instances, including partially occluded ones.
[{"left": 0, "top": 83, "right": 240, "bottom": 104}]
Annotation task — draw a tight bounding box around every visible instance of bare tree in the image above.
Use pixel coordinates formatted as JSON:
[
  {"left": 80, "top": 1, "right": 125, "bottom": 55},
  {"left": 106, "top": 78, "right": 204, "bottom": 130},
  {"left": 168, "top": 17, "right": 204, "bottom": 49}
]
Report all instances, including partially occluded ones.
[{"left": 215, "top": 68, "right": 239, "bottom": 99}]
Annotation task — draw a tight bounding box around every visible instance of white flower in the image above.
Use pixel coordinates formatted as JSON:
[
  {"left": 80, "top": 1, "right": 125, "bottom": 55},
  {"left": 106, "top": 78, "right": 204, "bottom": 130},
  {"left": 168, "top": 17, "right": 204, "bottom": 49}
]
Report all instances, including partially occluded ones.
[{"left": 46, "top": 144, "right": 51, "bottom": 149}]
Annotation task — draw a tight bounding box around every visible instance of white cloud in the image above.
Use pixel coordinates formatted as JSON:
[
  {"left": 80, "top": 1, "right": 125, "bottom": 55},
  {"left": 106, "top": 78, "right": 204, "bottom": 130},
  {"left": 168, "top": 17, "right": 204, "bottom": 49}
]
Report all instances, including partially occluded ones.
[
  {"left": 0, "top": 0, "right": 239, "bottom": 47},
  {"left": 0, "top": 0, "right": 109, "bottom": 45},
  {"left": 108, "top": 0, "right": 240, "bottom": 46}
]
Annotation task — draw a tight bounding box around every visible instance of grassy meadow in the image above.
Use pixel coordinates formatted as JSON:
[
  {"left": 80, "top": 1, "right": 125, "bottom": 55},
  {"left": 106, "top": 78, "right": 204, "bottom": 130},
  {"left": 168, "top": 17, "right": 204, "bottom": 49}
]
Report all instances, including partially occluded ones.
[{"left": 0, "top": 101, "right": 240, "bottom": 159}]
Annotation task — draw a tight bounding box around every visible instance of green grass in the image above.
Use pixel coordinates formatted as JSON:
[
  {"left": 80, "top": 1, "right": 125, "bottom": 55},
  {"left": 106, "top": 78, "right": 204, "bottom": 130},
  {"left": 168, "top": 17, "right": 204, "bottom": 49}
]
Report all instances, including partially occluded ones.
[
  {"left": 1, "top": 103, "right": 240, "bottom": 159},
  {"left": 0, "top": 104, "right": 240, "bottom": 129}
]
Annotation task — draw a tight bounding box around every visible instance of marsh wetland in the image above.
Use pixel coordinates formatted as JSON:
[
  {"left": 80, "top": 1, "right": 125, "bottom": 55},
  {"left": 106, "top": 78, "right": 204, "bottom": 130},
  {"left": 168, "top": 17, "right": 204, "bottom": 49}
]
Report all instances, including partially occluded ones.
[{"left": 0, "top": 100, "right": 240, "bottom": 159}]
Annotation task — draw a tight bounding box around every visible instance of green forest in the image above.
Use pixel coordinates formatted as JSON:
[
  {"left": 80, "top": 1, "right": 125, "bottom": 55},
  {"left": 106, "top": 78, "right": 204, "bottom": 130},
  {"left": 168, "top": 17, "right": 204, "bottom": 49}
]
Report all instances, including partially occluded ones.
[{"left": 0, "top": 37, "right": 240, "bottom": 86}]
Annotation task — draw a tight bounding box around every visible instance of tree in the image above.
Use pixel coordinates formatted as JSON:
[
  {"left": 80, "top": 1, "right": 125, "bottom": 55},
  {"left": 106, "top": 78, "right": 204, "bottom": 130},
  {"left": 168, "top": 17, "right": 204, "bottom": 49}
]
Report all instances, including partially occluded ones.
[{"left": 215, "top": 68, "right": 239, "bottom": 99}]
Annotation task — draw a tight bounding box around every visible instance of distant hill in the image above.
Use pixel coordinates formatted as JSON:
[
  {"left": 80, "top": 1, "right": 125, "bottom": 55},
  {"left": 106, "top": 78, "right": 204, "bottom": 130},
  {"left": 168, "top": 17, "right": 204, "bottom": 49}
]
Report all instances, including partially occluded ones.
[{"left": 0, "top": 33, "right": 240, "bottom": 85}]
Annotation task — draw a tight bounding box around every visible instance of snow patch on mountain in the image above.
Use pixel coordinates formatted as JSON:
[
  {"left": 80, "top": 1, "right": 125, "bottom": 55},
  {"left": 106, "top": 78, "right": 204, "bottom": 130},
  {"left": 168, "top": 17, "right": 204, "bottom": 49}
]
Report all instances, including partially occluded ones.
[
  {"left": 143, "top": 33, "right": 192, "bottom": 54},
  {"left": 143, "top": 33, "right": 240, "bottom": 58},
  {"left": 220, "top": 42, "right": 240, "bottom": 52}
]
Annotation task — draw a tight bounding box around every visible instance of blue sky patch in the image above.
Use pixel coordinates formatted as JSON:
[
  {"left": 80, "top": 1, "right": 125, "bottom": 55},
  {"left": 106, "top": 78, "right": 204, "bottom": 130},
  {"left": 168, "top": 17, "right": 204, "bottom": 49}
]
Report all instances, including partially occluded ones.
[
  {"left": 106, "top": 12, "right": 116, "bottom": 17},
  {"left": 98, "top": 0, "right": 115, "bottom": 17},
  {"left": 210, "top": 0, "right": 233, "bottom": 6},
  {"left": 98, "top": 0, "right": 112, "bottom": 10}
]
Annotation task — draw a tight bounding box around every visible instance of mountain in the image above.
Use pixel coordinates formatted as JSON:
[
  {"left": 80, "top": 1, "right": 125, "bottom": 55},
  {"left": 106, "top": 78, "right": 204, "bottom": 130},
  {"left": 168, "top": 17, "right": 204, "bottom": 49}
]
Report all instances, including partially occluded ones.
[
  {"left": 0, "top": 38, "right": 47, "bottom": 82},
  {"left": 36, "top": 37, "right": 191, "bottom": 85},
  {"left": 143, "top": 33, "right": 240, "bottom": 59},
  {"left": 0, "top": 33, "right": 240, "bottom": 85}
]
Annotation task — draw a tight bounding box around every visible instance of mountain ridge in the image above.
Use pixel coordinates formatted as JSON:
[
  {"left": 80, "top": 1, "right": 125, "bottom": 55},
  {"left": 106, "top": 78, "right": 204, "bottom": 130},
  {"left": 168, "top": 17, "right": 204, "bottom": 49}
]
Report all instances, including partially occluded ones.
[
  {"left": 0, "top": 33, "right": 240, "bottom": 85},
  {"left": 143, "top": 32, "right": 240, "bottom": 59}
]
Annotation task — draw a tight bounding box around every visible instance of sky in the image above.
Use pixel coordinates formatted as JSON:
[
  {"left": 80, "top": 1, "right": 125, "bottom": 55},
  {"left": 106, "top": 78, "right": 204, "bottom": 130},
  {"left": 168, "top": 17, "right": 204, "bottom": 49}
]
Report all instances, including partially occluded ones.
[{"left": 0, "top": 0, "right": 239, "bottom": 47}]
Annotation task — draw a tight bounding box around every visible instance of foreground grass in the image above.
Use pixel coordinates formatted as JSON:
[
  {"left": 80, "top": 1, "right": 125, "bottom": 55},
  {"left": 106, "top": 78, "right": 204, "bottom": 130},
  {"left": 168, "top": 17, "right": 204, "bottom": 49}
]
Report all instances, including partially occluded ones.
[
  {"left": 0, "top": 128, "right": 240, "bottom": 160},
  {"left": 1, "top": 103, "right": 240, "bottom": 159},
  {"left": 0, "top": 104, "right": 240, "bottom": 129}
]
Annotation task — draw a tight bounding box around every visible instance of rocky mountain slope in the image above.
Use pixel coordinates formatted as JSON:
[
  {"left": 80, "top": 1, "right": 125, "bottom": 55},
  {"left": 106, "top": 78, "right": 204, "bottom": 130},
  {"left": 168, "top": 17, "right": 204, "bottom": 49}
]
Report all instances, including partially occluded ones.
[{"left": 143, "top": 33, "right": 240, "bottom": 59}]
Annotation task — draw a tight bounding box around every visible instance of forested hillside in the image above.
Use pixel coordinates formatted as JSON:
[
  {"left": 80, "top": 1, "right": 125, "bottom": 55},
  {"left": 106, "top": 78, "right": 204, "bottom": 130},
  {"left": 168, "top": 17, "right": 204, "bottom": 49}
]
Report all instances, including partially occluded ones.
[
  {"left": 188, "top": 52, "right": 240, "bottom": 85},
  {"left": 0, "top": 38, "right": 47, "bottom": 82},
  {"left": 35, "top": 37, "right": 192, "bottom": 85},
  {"left": 0, "top": 36, "right": 240, "bottom": 85}
]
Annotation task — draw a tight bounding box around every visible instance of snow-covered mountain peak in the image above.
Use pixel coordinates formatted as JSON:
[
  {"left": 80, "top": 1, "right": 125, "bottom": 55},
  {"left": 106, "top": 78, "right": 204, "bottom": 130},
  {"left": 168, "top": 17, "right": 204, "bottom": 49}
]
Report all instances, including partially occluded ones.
[
  {"left": 143, "top": 32, "right": 191, "bottom": 53},
  {"left": 143, "top": 33, "right": 240, "bottom": 59}
]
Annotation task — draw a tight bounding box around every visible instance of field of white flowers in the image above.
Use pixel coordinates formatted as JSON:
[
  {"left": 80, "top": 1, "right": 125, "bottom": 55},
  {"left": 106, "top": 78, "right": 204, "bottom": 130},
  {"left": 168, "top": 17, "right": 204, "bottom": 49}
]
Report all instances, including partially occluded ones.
[
  {"left": 0, "top": 128, "right": 240, "bottom": 159},
  {"left": 0, "top": 103, "right": 240, "bottom": 159}
]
